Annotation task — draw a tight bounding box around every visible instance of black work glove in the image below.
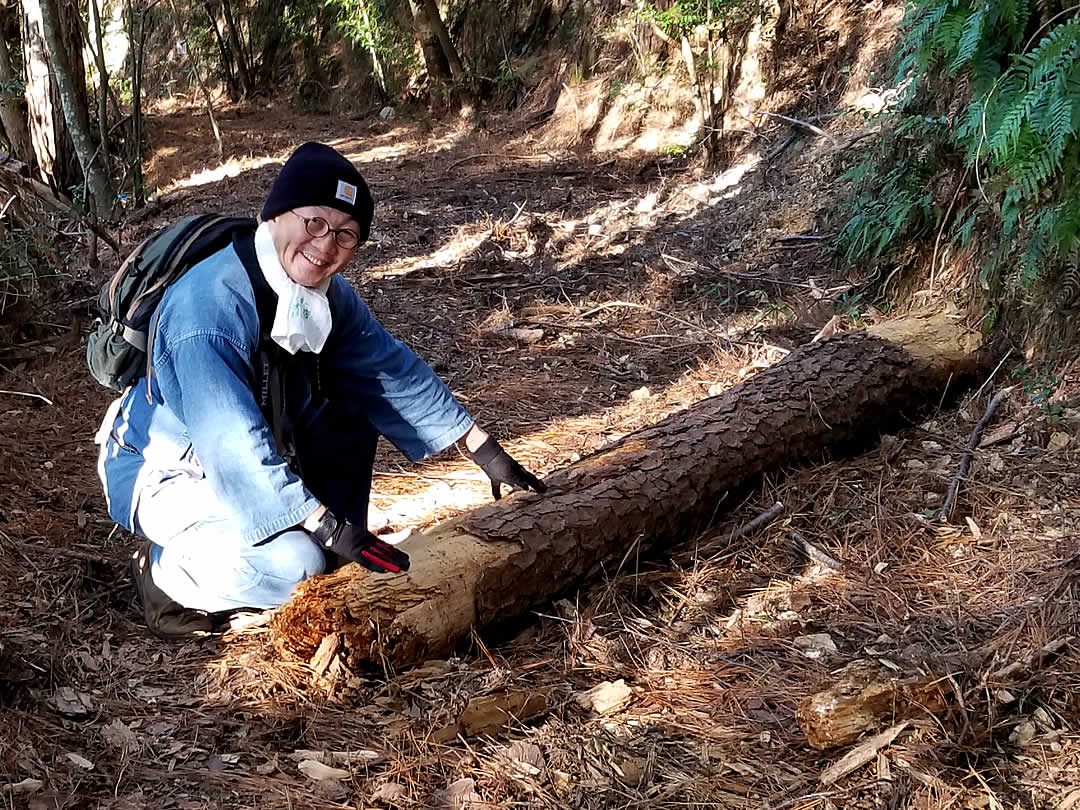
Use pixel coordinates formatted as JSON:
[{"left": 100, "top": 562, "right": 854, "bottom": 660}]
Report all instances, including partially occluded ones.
[
  {"left": 468, "top": 436, "right": 547, "bottom": 501},
  {"left": 311, "top": 512, "right": 410, "bottom": 574}
]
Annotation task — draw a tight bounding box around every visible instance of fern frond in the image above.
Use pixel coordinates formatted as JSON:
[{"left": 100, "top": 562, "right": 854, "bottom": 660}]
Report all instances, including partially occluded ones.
[
  {"left": 1021, "top": 20, "right": 1080, "bottom": 87},
  {"left": 931, "top": 6, "right": 973, "bottom": 62},
  {"left": 949, "top": 6, "right": 985, "bottom": 73}
]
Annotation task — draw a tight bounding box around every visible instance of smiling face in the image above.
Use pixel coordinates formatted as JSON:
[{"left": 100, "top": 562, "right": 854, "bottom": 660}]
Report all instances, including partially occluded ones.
[{"left": 266, "top": 205, "right": 360, "bottom": 287}]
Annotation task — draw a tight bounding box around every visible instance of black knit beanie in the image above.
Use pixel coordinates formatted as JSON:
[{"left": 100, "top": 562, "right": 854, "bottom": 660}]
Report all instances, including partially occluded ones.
[{"left": 260, "top": 142, "right": 374, "bottom": 243}]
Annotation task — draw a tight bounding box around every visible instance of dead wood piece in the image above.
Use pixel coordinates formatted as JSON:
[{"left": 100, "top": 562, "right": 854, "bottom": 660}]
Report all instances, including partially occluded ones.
[
  {"left": 755, "top": 110, "right": 838, "bottom": 146},
  {"left": 0, "top": 157, "right": 120, "bottom": 253},
  {"left": 271, "top": 311, "right": 985, "bottom": 669},
  {"left": 309, "top": 632, "right": 344, "bottom": 678},
  {"left": 811, "top": 315, "right": 843, "bottom": 343},
  {"left": 791, "top": 532, "right": 843, "bottom": 571},
  {"left": 433, "top": 689, "right": 550, "bottom": 742},
  {"left": 796, "top": 660, "right": 948, "bottom": 750},
  {"left": 5, "top": 539, "right": 112, "bottom": 565},
  {"left": 987, "top": 636, "right": 1074, "bottom": 682},
  {"left": 938, "top": 386, "right": 1013, "bottom": 522},
  {"left": 819, "top": 722, "right": 907, "bottom": 785}
]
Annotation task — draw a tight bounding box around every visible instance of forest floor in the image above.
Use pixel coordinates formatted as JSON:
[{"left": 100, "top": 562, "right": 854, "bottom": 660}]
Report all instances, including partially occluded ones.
[{"left": 3, "top": 47, "right": 1080, "bottom": 810}]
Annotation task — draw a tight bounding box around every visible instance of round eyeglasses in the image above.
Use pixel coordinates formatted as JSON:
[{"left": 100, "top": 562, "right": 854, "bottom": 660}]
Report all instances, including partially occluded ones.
[{"left": 290, "top": 211, "right": 360, "bottom": 249}]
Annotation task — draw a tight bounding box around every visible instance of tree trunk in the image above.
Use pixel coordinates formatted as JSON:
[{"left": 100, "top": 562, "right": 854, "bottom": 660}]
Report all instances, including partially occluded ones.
[
  {"left": 407, "top": 0, "right": 451, "bottom": 83},
  {"left": 204, "top": 2, "right": 239, "bottom": 99},
  {"left": 419, "top": 0, "right": 473, "bottom": 112},
  {"left": 253, "top": 0, "right": 286, "bottom": 88},
  {"left": 357, "top": 0, "right": 388, "bottom": 96},
  {"left": 124, "top": 0, "right": 145, "bottom": 206},
  {"left": 21, "top": 0, "right": 74, "bottom": 190},
  {"left": 32, "top": 0, "right": 112, "bottom": 214},
  {"left": 422, "top": 0, "right": 464, "bottom": 77},
  {"left": 168, "top": 0, "right": 223, "bottom": 158},
  {"left": 0, "top": 22, "right": 33, "bottom": 162},
  {"left": 219, "top": 0, "right": 254, "bottom": 97},
  {"left": 271, "top": 312, "right": 986, "bottom": 670},
  {"left": 87, "top": 0, "right": 111, "bottom": 173}
]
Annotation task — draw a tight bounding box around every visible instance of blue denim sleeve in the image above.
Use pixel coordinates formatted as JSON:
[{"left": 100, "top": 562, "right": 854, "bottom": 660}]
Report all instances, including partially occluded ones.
[
  {"left": 322, "top": 279, "right": 474, "bottom": 462},
  {"left": 152, "top": 285, "right": 320, "bottom": 543}
]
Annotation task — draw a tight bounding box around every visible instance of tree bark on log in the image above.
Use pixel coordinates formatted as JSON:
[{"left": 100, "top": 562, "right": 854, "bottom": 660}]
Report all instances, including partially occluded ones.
[{"left": 271, "top": 311, "right": 985, "bottom": 670}]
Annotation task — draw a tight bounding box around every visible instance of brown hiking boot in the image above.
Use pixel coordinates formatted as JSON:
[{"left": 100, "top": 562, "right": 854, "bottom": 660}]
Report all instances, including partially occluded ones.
[{"left": 130, "top": 542, "right": 214, "bottom": 640}]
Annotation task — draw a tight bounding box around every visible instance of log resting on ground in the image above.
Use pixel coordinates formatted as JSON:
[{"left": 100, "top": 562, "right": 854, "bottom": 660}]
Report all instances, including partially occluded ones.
[{"left": 271, "top": 311, "right": 985, "bottom": 669}]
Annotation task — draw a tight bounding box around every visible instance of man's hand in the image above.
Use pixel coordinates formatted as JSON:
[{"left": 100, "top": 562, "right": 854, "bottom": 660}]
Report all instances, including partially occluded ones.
[
  {"left": 468, "top": 436, "right": 547, "bottom": 501},
  {"left": 311, "top": 512, "right": 410, "bottom": 573}
]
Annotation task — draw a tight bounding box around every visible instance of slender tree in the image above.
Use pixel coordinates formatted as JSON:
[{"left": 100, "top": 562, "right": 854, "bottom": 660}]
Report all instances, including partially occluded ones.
[
  {"left": 406, "top": 0, "right": 449, "bottom": 84},
  {"left": 21, "top": 0, "right": 74, "bottom": 189},
  {"left": 34, "top": 0, "right": 112, "bottom": 212},
  {"left": 123, "top": 0, "right": 147, "bottom": 205},
  {"left": 0, "top": 17, "right": 32, "bottom": 161},
  {"left": 87, "top": 0, "right": 110, "bottom": 171},
  {"left": 420, "top": 0, "right": 464, "bottom": 80},
  {"left": 218, "top": 0, "right": 254, "bottom": 96},
  {"left": 204, "top": 1, "right": 239, "bottom": 98},
  {"left": 168, "top": 0, "right": 223, "bottom": 157}
]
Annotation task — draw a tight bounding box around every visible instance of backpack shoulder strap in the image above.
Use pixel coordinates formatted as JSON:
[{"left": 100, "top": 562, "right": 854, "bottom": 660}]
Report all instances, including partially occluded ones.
[
  {"left": 232, "top": 228, "right": 277, "bottom": 341},
  {"left": 232, "top": 228, "right": 294, "bottom": 460},
  {"left": 141, "top": 216, "right": 259, "bottom": 400}
]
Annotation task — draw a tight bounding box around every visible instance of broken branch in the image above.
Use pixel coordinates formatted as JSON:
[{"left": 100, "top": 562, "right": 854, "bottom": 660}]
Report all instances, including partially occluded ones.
[{"left": 938, "top": 387, "right": 1013, "bottom": 523}]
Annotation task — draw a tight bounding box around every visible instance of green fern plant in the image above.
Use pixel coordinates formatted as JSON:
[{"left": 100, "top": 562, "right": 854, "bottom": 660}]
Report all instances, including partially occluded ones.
[{"left": 837, "top": 0, "right": 1080, "bottom": 302}]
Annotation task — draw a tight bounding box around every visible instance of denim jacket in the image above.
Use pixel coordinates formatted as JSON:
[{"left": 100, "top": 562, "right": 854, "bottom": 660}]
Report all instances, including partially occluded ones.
[{"left": 97, "top": 241, "right": 474, "bottom": 543}]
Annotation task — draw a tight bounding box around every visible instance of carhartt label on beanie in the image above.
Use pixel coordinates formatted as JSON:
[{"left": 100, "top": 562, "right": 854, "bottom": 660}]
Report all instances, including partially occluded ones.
[{"left": 261, "top": 142, "right": 374, "bottom": 243}]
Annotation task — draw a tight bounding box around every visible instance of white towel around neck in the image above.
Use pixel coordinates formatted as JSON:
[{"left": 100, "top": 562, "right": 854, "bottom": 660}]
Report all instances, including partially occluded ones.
[{"left": 254, "top": 221, "right": 333, "bottom": 354}]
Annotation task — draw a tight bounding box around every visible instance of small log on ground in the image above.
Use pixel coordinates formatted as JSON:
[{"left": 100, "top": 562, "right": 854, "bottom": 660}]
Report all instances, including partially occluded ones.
[{"left": 271, "top": 311, "right": 985, "bottom": 669}]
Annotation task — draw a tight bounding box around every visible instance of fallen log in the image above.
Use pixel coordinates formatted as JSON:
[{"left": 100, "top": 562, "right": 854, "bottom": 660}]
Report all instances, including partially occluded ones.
[{"left": 271, "top": 310, "right": 985, "bottom": 669}]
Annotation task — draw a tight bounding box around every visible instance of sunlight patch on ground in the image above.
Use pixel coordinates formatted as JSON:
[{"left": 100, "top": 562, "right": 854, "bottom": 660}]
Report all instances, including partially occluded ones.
[
  {"left": 362, "top": 153, "right": 764, "bottom": 291},
  {"left": 367, "top": 349, "right": 778, "bottom": 532},
  {"left": 332, "top": 121, "right": 475, "bottom": 167},
  {"left": 168, "top": 154, "right": 280, "bottom": 192}
]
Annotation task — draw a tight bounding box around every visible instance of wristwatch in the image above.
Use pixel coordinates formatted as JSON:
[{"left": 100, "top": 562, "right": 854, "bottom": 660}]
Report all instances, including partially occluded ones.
[{"left": 310, "top": 510, "right": 341, "bottom": 547}]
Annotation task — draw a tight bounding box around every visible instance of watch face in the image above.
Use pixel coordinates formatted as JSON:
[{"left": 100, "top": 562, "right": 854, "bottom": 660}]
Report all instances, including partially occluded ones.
[{"left": 315, "top": 512, "right": 339, "bottom": 544}]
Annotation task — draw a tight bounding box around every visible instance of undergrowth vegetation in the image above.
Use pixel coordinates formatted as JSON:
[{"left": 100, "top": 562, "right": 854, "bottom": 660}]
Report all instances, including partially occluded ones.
[{"left": 837, "top": 0, "right": 1080, "bottom": 313}]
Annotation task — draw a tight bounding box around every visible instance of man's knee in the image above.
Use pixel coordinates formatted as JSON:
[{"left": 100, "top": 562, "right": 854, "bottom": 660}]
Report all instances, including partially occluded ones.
[{"left": 251, "top": 530, "right": 326, "bottom": 586}]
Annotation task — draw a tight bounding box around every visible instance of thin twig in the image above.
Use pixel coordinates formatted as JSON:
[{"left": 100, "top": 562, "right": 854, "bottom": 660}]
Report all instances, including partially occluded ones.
[
  {"left": 775, "top": 233, "right": 836, "bottom": 243},
  {"left": 575, "top": 300, "right": 728, "bottom": 343},
  {"left": 928, "top": 169, "right": 969, "bottom": 293},
  {"left": 0, "top": 389, "right": 54, "bottom": 405},
  {"left": 767, "top": 780, "right": 897, "bottom": 810},
  {"left": 444, "top": 153, "right": 545, "bottom": 173},
  {"left": 938, "top": 387, "right": 1013, "bottom": 523},
  {"left": 696, "top": 501, "right": 785, "bottom": 557},
  {"left": 972, "top": 347, "right": 1014, "bottom": 400},
  {"left": 753, "top": 110, "right": 839, "bottom": 146},
  {"left": 5, "top": 540, "right": 115, "bottom": 565}
]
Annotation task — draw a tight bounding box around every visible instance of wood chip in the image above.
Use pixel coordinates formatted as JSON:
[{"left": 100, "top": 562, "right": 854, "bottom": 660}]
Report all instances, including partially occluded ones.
[
  {"left": 51, "top": 687, "right": 92, "bottom": 717},
  {"left": 372, "top": 782, "right": 408, "bottom": 804},
  {"left": 574, "top": 679, "right": 634, "bottom": 714},
  {"left": 1, "top": 778, "right": 43, "bottom": 795},
  {"left": 978, "top": 421, "right": 1018, "bottom": 447},
  {"left": 435, "top": 689, "right": 550, "bottom": 741},
  {"left": 501, "top": 741, "right": 545, "bottom": 776},
  {"left": 819, "top": 723, "right": 906, "bottom": 785},
  {"left": 65, "top": 753, "right": 94, "bottom": 770},
  {"left": 297, "top": 759, "right": 351, "bottom": 781}
]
